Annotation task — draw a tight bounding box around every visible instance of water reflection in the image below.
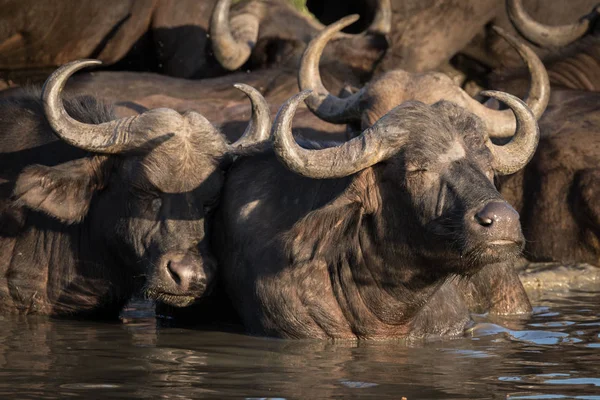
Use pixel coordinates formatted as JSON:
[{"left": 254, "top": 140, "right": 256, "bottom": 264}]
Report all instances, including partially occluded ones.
[{"left": 0, "top": 294, "right": 597, "bottom": 399}]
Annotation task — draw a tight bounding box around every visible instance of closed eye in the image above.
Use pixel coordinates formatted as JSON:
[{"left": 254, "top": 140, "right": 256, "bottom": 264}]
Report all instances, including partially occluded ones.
[{"left": 406, "top": 168, "right": 429, "bottom": 174}]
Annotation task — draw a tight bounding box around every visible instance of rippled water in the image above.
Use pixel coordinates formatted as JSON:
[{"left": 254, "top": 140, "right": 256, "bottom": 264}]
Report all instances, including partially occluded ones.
[{"left": 0, "top": 291, "right": 598, "bottom": 399}]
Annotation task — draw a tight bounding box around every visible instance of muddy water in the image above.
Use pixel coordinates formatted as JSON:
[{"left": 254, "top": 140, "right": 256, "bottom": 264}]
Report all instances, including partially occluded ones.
[{"left": 0, "top": 292, "right": 598, "bottom": 399}]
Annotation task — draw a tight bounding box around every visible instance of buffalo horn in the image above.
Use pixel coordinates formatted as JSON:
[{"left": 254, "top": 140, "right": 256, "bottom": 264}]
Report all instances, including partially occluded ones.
[
  {"left": 272, "top": 90, "right": 402, "bottom": 179},
  {"left": 42, "top": 60, "right": 145, "bottom": 154},
  {"left": 299, "top": 15, "right": 365, "bottom": 124},
  {"left": 462, "top": 26, "right": 549, "bottom": 138},
  {"left": 368, "top": 0, "right": 393, "bottom": 35},
  {"left": 506, "top": 0, "right": 598, "bottom": 48},
  {"left": 229, "top": 83, "right": 272, "bottom": 150},
  {"left": 210, "top": 0, "right": 261, "bottom": 71},
  {"left": 482, "top": 90, "right": 540, "bottom": 175}
]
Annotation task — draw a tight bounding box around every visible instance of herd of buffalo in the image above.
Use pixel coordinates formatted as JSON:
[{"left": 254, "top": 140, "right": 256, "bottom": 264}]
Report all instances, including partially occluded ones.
[{"left": 0, "top": 0, "right": 598, "bottom": 340}]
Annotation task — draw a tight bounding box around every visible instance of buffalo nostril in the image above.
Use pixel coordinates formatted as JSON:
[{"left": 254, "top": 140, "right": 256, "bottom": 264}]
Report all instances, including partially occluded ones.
[
  {"left": 167, "top": 261, "right": 182, "bottom": 285},
  {"left": 475, "top": 212, "right": 494, "bottom": 227},
  {"left": 474, "top": 201, "right": 520, "bottom": 229}
]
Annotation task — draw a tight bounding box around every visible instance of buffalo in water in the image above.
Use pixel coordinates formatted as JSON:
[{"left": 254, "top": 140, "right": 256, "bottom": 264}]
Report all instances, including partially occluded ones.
[
  {"left": 214, "top": 85, "right": 537, "bottom": 339},
  {"left": 301, "top": 16, "right": 600, "bottom": 270},
  {"left": 0, "top": 60, "right": 271, "bottom": 316}
]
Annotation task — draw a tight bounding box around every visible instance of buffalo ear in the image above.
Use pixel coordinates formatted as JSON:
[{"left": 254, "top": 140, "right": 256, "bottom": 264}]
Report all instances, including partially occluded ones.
[{"left": 12, "top": 157, "right": 111, "bottom": 224}]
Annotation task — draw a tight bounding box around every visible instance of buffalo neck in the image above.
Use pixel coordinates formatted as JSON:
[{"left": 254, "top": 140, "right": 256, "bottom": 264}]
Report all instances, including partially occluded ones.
[{"left": 322, "top": 170, "right": 457, "bottom": 337}]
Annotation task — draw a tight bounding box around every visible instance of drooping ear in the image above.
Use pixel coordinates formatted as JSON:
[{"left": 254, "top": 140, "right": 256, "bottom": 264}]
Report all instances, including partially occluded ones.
[
  {"left": 12, "top": 157, "right": 112, "bottom": 224},
  {"left": 284, "top": 194, "right": 364, "bottom": 264}
]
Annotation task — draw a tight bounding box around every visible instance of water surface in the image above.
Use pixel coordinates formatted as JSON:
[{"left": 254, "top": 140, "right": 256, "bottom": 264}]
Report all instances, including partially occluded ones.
[{"left": 0, "top": 291, "right": 598, "bottom": 399}]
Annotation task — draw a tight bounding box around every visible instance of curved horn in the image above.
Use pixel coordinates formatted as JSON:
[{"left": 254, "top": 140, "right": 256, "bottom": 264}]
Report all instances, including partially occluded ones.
[
  {"left": 42, "top": 60, "right": 142, "bottom": 154},
  {"left": 367, "top": 0, "right": 392, "bottom": 35},
  {"left": 273, "top": 90, "right": 399, "bottom": 179},
  {"left": 299, "top": 15, "right": 365, "bottom": 124},
  {"left": 228, "top": 83, "right": 272, "bottom": 150},
  {"left": 506, "top": 0, "right": 598, "bottom": 48},
  {"left": 459, "top": 26, "right": 549, "bottom": 138},
  {"left": 482, "top": 91, "right": 540, "bottom": 176},
  {"left": 210, "top": 0, "right": 261, "bottom": 71}
]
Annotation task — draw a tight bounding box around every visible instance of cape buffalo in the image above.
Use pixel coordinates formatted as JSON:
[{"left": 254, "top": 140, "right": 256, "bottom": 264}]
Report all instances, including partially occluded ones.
[
  {"left": 299, "top": 16, "right": 549, "bottom": 139},
  {"left": 367, "top": 0, "right": 598, "bottom": 75},
  {"left": 0, "top": 60, "right": 270, "bottom": 316},
  {"left": 214, "top": 88, "right": 537, "bottom": 340}
]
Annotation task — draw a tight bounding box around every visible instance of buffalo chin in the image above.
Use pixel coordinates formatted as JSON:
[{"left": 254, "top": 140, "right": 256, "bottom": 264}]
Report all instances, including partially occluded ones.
[
  {"left": 144, "top": 288, "right": 202, "bottom": 308},
  {"left": 459, "top": 241, "right": 523, "bottom": 276}
]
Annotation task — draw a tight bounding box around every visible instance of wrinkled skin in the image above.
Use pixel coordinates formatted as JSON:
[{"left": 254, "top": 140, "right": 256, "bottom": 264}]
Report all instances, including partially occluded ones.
[
  {"left": 0, "top": 87, "right": 234, "bottom": 316},
  {"left": 215, "top": 100, "right": 531, "bottom": 340},
  {"left": 528, "top": 36, "right": 600, "bottom": 92},
  {"left": 499, "top": 90, "right": 600, "bottom": 265}
]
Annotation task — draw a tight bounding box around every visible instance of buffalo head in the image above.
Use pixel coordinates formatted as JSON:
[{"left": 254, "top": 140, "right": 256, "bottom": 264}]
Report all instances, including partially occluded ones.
[
  {"left": 271, "top": 88, "right": 539, "bottom": 273},
  {"left": 299, "top": 16, "right": 550, "bottom": 139},
  {"left": 14, "top": 60, "right": 271, "bottom": 307}
]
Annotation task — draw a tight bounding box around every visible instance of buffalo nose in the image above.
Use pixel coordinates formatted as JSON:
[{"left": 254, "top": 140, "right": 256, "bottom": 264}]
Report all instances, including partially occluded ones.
[
  {"left": 474, "top": 201, "right": 521, "bottom": 239},
  {"left": 165, "top": 256, "right": 196, "bottom": 292}
]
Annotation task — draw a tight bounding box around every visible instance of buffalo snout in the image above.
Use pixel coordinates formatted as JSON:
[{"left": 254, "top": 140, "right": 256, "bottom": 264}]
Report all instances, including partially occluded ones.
[
  {"left": 165, "top": 254, "right": 201, "bottom": 293},
  {"left": 472, "top": 201, "right": 522, "bottom": 244},
  {"left": 146, "top": 251, "right": 215, "bottom": 307},
  {"left": 458, "top": 200, "right": 524, "bottom": 269}
]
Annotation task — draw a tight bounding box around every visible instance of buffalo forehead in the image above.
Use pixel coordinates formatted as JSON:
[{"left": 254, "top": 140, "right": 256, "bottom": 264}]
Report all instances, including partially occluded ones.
[
  {"left": 141, "top": 151, "right": 219, "bottom": 194},
  {"left": 437, "top": 141, "right": 466, "bottom": 164}
]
